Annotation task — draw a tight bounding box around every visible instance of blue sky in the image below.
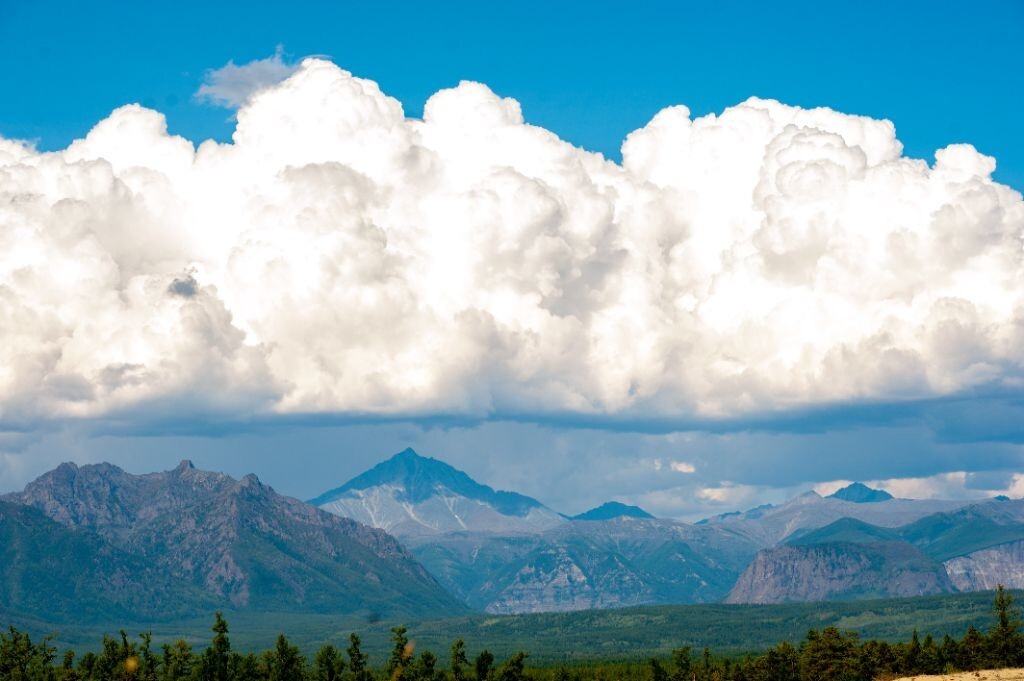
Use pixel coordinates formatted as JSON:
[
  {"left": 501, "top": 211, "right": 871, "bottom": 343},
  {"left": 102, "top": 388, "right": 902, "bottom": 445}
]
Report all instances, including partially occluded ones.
[
  {"left": 2, "top": 0, "right": 1022, "bottom": 189},
  {"left": 1, "top": 0, "right": 1023, "bottom": 517}
]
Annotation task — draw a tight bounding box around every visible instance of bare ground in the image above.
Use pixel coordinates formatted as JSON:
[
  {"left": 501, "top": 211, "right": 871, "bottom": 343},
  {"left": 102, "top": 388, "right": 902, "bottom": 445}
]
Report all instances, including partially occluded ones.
[{"left": 897, "top": 671, "right": 1024, "bottom": 681}]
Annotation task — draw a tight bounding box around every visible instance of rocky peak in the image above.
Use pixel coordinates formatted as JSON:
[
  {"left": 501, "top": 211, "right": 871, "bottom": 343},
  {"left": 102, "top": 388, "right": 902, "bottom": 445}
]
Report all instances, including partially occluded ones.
[
  {"left": 829, "top": 482, "right": 894, "bottom": 503},
  {"left": 572, "top": 501, "right": 655, "bottom": 521}
]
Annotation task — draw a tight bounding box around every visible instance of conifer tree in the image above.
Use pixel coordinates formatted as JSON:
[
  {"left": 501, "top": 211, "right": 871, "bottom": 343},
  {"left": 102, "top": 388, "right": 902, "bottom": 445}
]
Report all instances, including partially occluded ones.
[
  {"left": 990, "top": 584, "right": 1022, "bottom": 667},
  {"left": 314, "top": 645, "right": 346, "bottom": 681},
  {"left": 347, "top": 634, "right": 372, "bottom": 681},
  {"left": 473, "top": 650, "right": 494, "bottom": 681},
  {"left": 268, "top": 634, "right": 304, "bottom": 681},
  {"left": 387, "top": 627, "right": 411, "bottom": 681},
  {"left": 449, "top": 640, "right": 468, "bottom": 681}
]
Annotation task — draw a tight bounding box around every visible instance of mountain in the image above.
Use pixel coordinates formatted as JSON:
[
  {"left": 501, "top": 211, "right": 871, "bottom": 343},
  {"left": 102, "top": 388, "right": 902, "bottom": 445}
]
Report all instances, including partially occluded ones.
[
  {"left": 312, "top": 448, "right": 565, "bottom": 536},
  {"left": 2, "top": 461, "right": 464, "bottom": 622},
  {"left": 572, "top": 502, "right": 655, "bottom": 521},
  {"left": 313, "top": 450, "right": 761, "bottom": 613},
  {"left": 405, "top": 518, "right": 759, "bottom": 613},
  {"left": 698, "top": 491, "right": 971, "bottom": 545},
  {"left": 725, "top": 541, "right": 956, "bottom": 604},
  {"left": 729, "top": 499, "right": 1024, "bottom": 604},
  {"left": 828, "top": 482, "right": 894, "bottom": 503}
]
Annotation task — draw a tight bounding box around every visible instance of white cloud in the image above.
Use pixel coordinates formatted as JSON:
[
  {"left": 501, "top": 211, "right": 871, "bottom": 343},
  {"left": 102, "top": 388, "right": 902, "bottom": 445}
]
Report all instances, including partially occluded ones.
[
  {"left": 2, "top": 58, "right": 1023, "bottom": 426},
  {"left": 813, "top": 479, "right": 853, "bottom": 496},
  {"left": 694, "top": 482, "right": 760, "bottom": 505},
  {"left": 195, "top": 47, "right": 298, "bottom": 109},
  {"left": 670, "top": 460, "right": 696, "bottom": 473}
]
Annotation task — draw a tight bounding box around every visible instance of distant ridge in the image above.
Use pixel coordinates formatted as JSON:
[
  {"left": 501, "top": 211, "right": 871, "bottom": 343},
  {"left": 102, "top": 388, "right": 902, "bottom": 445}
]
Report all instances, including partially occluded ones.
[
  {"left": 572, "top": 501, "right": 655, "bottom": 521},
  {"left": 828, "top": 482, "right": 894, "bottom": 503}
]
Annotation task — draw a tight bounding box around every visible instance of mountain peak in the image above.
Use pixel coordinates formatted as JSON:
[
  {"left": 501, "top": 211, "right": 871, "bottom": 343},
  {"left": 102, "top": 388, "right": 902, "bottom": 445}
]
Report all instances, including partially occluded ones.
[
  {"left": 309, "top": 448, "right": 544, "bottom": 515},
  {"left": 175, "top": 459, "right": 196, "bottom": 472},
  {"left": 572, "top": 501, "right": 655, "bottom": 521},
  {"left": 828, "top": 482, "right": 893, "bottom": 503},
  {"left": 310, "top": 449, "right": 567, "bottom": 536}
]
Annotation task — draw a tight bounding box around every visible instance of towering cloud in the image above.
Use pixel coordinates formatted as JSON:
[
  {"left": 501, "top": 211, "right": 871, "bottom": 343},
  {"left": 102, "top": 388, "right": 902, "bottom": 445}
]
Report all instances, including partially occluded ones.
[{"left": 1, "top": 58, "right": 1021, "bottom": 426}]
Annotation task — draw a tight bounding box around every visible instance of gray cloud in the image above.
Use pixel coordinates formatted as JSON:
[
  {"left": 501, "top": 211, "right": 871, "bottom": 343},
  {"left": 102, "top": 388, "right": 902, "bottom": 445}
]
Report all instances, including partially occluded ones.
[{"left": 195, "top": 47, "right": 298, "bottom": 109}]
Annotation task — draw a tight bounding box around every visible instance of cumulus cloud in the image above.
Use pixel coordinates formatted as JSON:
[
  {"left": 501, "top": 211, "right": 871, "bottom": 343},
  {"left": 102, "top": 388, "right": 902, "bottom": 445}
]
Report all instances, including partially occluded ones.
[
  {"left": 1, "top": 57, "right": 1023, "bottom": 427},
  {"left": 195, "top": 47, "right": 298, "bottom": 109}
]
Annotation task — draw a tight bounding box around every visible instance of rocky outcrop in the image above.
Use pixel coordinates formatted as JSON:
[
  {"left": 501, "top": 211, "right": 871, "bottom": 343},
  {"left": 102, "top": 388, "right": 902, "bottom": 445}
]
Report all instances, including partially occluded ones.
[
  {"left": 725, "top": 541, "right": 956, "bottom": 604},
  {"left": 944, "top": 540, "right": 1024, "bottom": 591}
]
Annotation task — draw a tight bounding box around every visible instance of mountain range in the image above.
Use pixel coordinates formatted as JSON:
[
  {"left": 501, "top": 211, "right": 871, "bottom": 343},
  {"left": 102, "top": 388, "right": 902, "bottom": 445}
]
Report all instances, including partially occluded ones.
[
  {"left": 307, "top": 449, "right": 1024, "bottom": 611},
  {"left": 0, "top": 460, "right": 464, "bottom": 624},
  {"left": 4, "top": 448, "right": 1024, "bottom": 626}
]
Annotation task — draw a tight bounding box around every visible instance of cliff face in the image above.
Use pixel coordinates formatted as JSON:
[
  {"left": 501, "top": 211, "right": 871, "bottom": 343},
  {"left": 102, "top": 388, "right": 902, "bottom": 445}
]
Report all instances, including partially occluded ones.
[
  {"left": 2, "top": 461, "right": 465, "bottom": 621},
  {"left": 725, "top": 541, "right": 956, "bottom": 604},
  {"left": 945, "top": 540, "right": 1024, "bottom": 591}
]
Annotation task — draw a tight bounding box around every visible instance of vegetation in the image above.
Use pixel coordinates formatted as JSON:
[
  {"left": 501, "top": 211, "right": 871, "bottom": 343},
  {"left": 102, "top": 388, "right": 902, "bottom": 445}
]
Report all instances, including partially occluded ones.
[
  {"left": 5, "top": 587, "right": 1024, "bottom": 681},
  {"left": 5, "top": 590, "right": 1014, "bottom": 662}
]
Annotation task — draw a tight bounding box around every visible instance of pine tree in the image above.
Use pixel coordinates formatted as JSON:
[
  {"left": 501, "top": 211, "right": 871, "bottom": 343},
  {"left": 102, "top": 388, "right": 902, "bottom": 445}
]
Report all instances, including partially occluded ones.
[
  {"left": 989, "top": 584, "right": 1022, "bottom": 667},
  {"left": 668, "top": 647, "right": 690, "bottom": 681},
  {"left": 314, "top": 645, "right": 345, "bottom": 681},
  {"left": 414, "top": 651, "right": 438, "bottom": 681},
  {"left": 137, "top": 633, "right": 159, "bottom": 681},
  {"left": 648, "top": 659, "right": 668, "bottom": 681},
  {"left": 268, "top": 635, "right": 304, "bottom": 681},
  {"left": 450, "top": 640, "right": 468, "bottom": 681},
  {"left": 474, "top": 650, "right": 494, "bottom": 681},
  {"left": 347, "top": 634, "right": 372, "bottom": 681},
  {"left": 799, "top": 628, "right": 858, "bottom": 681},
  {"left": 903, "top": 629, "right": 922, "bottom": 674},
  {"left": 198, "top": 614, "right": 231, "bottom": 681},
  {"left": 959, "top": 625, "right": 985, "bottom": 671},
  {"left": 495, "top": 652, "right": 527, "bottom": 681},
  {"left": 387, "top": 627, "right": 412, "bottom": 681}
]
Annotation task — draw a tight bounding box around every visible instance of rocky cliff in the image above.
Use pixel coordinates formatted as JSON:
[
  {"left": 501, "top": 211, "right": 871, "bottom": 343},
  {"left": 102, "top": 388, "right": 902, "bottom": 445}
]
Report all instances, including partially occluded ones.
[{"left": 725, "top": 541, "right": 956, "bottom": 604}]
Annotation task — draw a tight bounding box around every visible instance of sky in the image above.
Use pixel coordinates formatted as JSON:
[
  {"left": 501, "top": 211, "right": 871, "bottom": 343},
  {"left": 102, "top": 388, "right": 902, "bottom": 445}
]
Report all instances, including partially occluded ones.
[{"left": 1, "top": 0, "right": 1023, "bottom": 519}]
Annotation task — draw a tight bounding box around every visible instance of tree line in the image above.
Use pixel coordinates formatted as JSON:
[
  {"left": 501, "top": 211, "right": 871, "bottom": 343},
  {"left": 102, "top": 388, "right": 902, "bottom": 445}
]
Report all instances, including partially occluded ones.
[{"left": 4, "top": 586, "right": 1024, "bottom": 681}]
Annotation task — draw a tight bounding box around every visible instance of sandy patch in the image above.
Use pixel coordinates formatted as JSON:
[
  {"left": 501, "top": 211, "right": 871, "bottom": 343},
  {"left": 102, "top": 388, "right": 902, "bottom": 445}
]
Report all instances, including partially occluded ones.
[{"left": 897, "top": 671, "right": 1024, "bottom": 681}]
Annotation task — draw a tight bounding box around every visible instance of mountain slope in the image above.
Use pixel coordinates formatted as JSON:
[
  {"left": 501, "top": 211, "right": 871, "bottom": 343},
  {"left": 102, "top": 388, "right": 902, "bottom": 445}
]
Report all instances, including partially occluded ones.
[
  {"left": 406, "top": 518, "right": 759, "bottom": 613},
  {"left": 312, "top": 448, "right": 565, "bottom": 536},
  {"left": 0, "top": 500, "right": 213, "bottom": 620},
  {"left": 3, "top": 461, "right": 465, "bottom": 621}
]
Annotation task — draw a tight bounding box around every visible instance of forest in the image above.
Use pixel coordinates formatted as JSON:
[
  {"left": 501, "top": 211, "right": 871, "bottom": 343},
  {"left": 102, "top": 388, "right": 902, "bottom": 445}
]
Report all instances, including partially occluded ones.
[{"left": 4, "top": 586, "right": 1024, "bottom": 681}]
